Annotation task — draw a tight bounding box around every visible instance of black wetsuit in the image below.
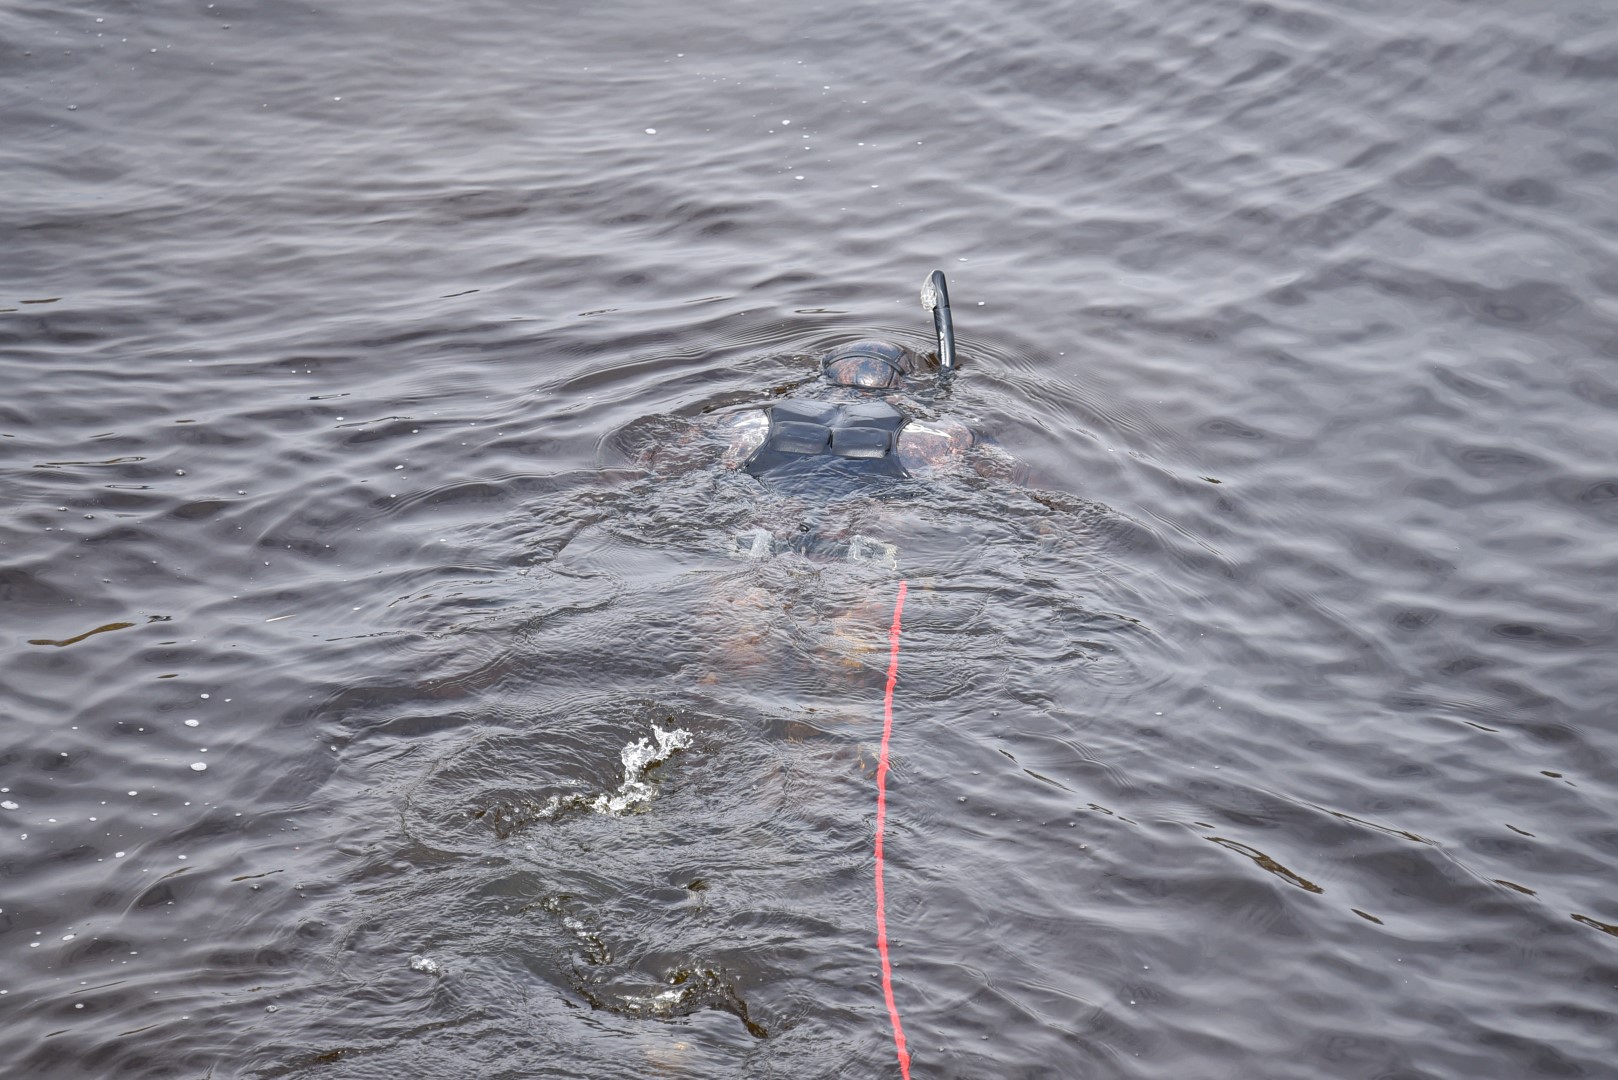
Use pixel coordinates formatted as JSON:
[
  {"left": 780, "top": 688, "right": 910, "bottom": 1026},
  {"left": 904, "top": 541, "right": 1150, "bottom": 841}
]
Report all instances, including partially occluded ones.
[{"left": 743, "top": 398, "right": 910, "bottom": 494}]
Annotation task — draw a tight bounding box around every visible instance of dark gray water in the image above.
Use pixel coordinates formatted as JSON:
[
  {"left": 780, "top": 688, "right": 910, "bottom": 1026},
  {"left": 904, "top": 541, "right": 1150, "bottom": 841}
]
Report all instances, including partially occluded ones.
[{"left": 5, "top": 0, "right": 1618, "bottom": 1076}]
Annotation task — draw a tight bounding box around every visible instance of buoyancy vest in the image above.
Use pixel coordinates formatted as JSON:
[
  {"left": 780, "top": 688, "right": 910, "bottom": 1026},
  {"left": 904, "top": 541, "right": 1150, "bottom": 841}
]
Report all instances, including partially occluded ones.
[{"left": 743, "top": 398, "right": 910, "bottom": 491}]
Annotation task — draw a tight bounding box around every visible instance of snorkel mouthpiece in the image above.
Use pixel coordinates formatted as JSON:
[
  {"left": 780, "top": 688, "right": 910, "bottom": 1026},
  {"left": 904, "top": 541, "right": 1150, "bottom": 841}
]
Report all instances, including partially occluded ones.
[{"left": 920, "top": 269, "right": 957, "bottom": 374}]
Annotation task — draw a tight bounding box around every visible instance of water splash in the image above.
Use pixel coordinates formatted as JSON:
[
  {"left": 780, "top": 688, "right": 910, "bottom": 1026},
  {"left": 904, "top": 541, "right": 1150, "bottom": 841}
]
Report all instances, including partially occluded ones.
[
  {"left": 519, "top": 724, "right": 695, "bottom": 823},
  {"left": 588, "top": 724, "right": 694, "bottom": 815}
]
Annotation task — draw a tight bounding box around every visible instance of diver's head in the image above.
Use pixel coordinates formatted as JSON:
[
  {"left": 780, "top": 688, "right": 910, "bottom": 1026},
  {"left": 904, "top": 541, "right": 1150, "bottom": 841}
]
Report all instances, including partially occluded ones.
[
  {"left": 820, "top": 340, "right": 929, "bottom": 390},
  {"left": 817, "top": 272, "right": 959, "bottom": 388}
]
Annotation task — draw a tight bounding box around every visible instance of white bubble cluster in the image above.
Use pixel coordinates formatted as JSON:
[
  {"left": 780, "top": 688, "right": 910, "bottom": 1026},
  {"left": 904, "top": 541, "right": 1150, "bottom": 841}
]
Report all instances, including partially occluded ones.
[
  {"left": 589, "top": 725, "right": 693, "bottom": 816},
  {"left": 528, "top": 725, "right": 694, "bottom": 821}
]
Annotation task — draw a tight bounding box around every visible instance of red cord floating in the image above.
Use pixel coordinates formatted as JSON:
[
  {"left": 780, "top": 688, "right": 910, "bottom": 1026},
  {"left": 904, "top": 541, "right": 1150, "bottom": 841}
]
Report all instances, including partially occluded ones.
[{"left": 875, "top": 579, "right": 912, "bottom": 1078}]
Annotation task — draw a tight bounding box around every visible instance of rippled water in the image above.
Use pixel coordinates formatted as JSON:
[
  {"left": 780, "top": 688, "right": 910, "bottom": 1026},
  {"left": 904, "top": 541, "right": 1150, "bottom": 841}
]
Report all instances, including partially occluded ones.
[{"left": 5, "top": 0, "right": 1618, "bottom": 1076}]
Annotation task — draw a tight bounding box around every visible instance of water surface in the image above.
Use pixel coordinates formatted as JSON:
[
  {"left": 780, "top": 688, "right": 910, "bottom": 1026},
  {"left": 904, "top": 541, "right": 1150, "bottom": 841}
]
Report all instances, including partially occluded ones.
[{"left": 4, "top": 0, "right": 1618, "bottom": 1076}]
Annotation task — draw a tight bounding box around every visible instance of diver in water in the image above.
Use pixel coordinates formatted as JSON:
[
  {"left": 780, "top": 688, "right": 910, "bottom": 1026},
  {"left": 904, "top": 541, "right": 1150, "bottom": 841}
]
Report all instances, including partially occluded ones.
[
  {"left": 721, "top": 270, "right": 968, "bottom": 485},
  {"left": 711, "top": 271, "right": 1011, "bottom": 564}
]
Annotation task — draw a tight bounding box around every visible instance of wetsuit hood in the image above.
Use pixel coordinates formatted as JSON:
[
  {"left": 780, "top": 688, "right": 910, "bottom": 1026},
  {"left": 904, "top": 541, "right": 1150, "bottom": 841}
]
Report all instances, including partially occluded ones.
[{"left": 820, "top": 340, "right": 914, "bottom": 389}]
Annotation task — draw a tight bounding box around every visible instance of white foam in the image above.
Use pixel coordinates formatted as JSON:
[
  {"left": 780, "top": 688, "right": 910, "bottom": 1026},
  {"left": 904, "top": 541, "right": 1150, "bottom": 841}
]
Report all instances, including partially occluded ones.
[
  {"left": 525, "top": 725, "right": 693, "bottom": 822},
  {"left": 589, "top": 725, "right": 693, "bottom": 816}
]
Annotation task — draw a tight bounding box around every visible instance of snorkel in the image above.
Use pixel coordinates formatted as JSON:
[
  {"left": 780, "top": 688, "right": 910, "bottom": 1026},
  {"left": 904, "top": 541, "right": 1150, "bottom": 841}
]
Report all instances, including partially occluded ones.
[
  {"left": 920, "top": 269, "right": 957, "bottom": 376},
  {"left": 818, "top": 271, "right": 958, "bottom": 392}
]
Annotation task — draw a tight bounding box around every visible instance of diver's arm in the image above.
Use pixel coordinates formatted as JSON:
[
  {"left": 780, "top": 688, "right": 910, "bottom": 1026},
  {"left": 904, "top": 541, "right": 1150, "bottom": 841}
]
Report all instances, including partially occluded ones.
[
  {"left": 969, "top": 441, "right": 1024, "bottom": 484},
  {"left": 898, "top": 419, "right": 1026, "bottom": 484},
  {"left": 895, "top": 418, "right": 972, "bottom": 474},
  {"left": 716, "top": 408, "right": 769, "bottom": 469},
  {"left": 621, "top": 407, "right": 769, "bottom": 476}
]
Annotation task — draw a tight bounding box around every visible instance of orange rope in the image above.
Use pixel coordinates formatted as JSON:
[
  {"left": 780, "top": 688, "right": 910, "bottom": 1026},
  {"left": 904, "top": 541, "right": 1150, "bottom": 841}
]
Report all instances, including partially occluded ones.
[{"left": 874, "top": 579, "right": 912, "bottom": 1078}]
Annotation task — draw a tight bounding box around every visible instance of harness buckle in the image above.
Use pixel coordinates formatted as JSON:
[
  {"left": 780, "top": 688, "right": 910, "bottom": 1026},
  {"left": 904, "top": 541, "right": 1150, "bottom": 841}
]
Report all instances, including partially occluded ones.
[
  {"left": 730, "top": 527, "right": 773, "bottom": 559},
  {"left": 846, "top": 534, "right": 898, "bottom": 570}
]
